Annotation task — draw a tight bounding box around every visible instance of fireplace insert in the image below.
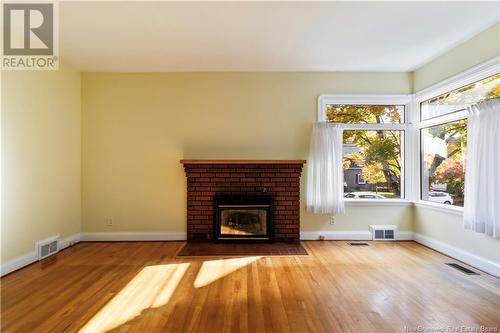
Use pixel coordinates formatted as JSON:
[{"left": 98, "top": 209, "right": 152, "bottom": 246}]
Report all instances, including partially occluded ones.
[{"left": 214, "top": 195, "right": 274, "bottom": 243}]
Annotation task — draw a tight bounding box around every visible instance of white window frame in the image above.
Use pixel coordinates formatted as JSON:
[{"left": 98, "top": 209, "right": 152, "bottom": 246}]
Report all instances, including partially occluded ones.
[
  {"left": 317, "top": 94, "right": 412, "bottom": 206},
  {"left": 412, "top": 56, "right": 499, "bottom": 214}
]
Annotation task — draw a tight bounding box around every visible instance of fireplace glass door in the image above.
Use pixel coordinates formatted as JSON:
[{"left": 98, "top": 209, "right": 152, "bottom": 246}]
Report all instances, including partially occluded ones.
[
  {"left": 214, "top": 196, "right": 274, "bottom": 242},
  {"left": 220, "top": 206, "right": 268, "bottom": 236}
]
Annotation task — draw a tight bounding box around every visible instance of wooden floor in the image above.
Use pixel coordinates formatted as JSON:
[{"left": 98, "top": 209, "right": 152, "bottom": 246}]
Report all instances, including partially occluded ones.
[{"left": 1, "top": 241, "right": 499, "bottom": 333}]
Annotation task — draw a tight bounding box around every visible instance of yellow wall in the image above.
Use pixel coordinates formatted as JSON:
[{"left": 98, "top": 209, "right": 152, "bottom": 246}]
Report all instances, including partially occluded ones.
[
  {"left": 414, "top": 208, "right": 499, "bottom": 263},
  {"left": 303, "top": 204, "right": 412, "bottom": 232},
  {"left": 1, "top": 63, "right": 81, "bottom": 261},
  {"left": 413, "top": 22, "right": 500, "bottom": 91},
  {"left": 81, "top": 72, "right": 413, "bottom": 234}
]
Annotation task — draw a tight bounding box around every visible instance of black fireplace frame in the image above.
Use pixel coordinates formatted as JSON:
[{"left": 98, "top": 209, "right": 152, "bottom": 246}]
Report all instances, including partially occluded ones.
[{"left": 213, "top": 194, "right": 275, "bottom": 243}]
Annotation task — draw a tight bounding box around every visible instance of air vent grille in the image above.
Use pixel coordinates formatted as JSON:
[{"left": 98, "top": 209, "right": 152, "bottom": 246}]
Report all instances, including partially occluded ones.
[
  {"left": 370, "top": 225, "right": 397, "bottom": 241},
  {"left": 446, "top": 263, "right": 479, "bottom": 275},
  {"left": 349, "top": 242, "right": 369, "bottom": 246},
  {"left": 384, "top": 230, "right": 394, "bottom": 239},
  {"left": 37, "top": 236, "right": 59, "bottom": 260}
]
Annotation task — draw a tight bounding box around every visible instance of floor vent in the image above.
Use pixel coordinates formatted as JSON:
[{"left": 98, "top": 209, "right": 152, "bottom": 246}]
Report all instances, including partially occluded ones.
[
  {"left": 349, "top": 242, "right": 369, "bottom": 246},
  {"left": 369, "top": 225, "right": 397, "bottom": 241},
  {"left": 36, "top": 235, "right": 60, "bottom": 260},
  {"left": 446, "top": 263, "right": 479, "bottom": 275}
]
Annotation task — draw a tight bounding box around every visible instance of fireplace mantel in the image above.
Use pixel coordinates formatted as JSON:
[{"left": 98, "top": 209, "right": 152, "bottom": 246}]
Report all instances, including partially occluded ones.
[{"left": 180, "top": 159, "right": 306, "bottom": 165}]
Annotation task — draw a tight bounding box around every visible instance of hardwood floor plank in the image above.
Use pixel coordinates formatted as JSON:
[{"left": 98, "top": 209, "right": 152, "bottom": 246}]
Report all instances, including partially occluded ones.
[{"left": 1, "top": 241, "right": 499, "bottom": 333}]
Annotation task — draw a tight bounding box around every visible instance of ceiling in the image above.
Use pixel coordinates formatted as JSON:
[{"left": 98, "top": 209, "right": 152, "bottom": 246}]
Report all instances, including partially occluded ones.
[{"left": 59, "top": 1, "right": 499, "bottom": 72}]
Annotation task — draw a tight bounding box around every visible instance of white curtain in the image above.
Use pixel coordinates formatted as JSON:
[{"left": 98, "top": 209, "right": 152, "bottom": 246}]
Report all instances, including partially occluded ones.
[
  {"left": 463, "top": 98, "right": 500, "bottom": 237},
  {"left": 306, "top": 122, "right": 345, "bottom": 214}
]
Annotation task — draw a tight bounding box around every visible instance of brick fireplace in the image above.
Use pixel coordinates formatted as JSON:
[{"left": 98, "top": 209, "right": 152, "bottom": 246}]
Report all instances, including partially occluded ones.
[{"left": 181, "top": 160, "right": 306, "bottom": 243}]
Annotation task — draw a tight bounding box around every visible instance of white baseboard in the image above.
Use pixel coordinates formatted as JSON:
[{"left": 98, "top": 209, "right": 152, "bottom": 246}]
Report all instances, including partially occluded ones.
[
  {"left": 0, "top": 232, "right": 185, "bottom": 276},
  {"left": 412, "top": 233, "right": 500, "bottom": 278},
  {"left": 300, "top": 230, "right": 372, "bottom": 240},
  {"left": 396, "top": 231, "right": 414, "bottom": 240},
  {"left": 59, "top": 233, "right": 81, "bottom": 249},
  {"left": 0, "top": 251, "right": 37, "bottom": 277},
  {"left": 0, "top": 233, "right": 81, "bottom": 277},
  {"left": 300, "top": 230, "right": 414, "bottom": 241},
  {"left": 80, "top": 232, "right": 187, "bottom": 242}
]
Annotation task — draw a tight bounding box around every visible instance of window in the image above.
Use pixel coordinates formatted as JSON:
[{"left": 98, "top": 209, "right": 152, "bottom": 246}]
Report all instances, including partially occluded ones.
[
  {"left": 319, "top": 96, "right": 409, "bottom": 201},
  {"left": 421, "top": 120, "right": 466, "bottom": 207},
  {"left": 343, "top": 130, "right": 402, "bottom": 198},
  {"left": 326, "top": 104, "right": 404, "bottom": 123},
  {"left": 317, "top": 60, "right": 497, "bottom": 208},
  {"left": 419, "top": 72, "right": 499, "bottom": 207},
  {"left": 421, "top": 74, "right": 499, "bottom": 120}
]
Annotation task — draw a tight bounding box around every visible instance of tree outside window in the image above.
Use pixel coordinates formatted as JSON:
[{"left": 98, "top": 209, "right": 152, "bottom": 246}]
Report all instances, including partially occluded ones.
[
  {"left": 421, "top": 120, "right": 466, "bottom": 206},
  {"left": 326, "top": 105, "right": 403, "bottom": 199}
]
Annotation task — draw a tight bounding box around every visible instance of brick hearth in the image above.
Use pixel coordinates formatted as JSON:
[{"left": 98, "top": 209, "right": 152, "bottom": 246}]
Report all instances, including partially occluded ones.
[{"left": 181, "top": 160, "right": 306, "bottom": 242}]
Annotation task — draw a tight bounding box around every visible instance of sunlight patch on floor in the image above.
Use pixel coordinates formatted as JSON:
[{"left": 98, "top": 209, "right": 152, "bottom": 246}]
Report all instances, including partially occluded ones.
[
  {"left": 79, "top": 263, "right": 190, "bottom": 333},
  {"left": 194, "top": 256, "right": 261, "bottom": 288}
]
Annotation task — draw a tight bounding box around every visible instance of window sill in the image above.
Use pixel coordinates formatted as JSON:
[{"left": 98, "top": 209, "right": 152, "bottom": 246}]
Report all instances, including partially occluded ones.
[
  {"left": 342, "top": 199, "right": 464, "bottom": 214},
  {"left": 414, "top": 201, "right": 464, "bottom": 216},
  {"left": 345, "top": 199, "right": 411, "bottom": 206}
]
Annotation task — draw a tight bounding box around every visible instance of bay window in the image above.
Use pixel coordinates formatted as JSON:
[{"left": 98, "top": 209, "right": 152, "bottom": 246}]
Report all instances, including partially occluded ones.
[{"left": 315, "top": 59, "right": 498, "bottom": 211}]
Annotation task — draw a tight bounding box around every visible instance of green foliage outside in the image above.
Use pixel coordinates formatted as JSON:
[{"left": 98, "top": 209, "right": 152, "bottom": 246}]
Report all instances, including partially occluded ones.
[
  {"left": 326, "top": 75, "right": 497, "bottom": 201},
  {"left": 420, "top": 73, "right": 499, "bottom": 201},
  {"left": 426, "top": 120, "right": 467, "bottom": 199},
  {"left": 326, "top": 105, "right": 402, "bottom": 195}
]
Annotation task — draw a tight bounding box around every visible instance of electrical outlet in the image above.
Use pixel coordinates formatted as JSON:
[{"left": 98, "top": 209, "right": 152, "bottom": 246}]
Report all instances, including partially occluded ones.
[
  {"left": 330, "top": 216, "right": 335, "bottom": 225},
  {"left": 105, "top": 217, "right": 114, "bottom": 227}
]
